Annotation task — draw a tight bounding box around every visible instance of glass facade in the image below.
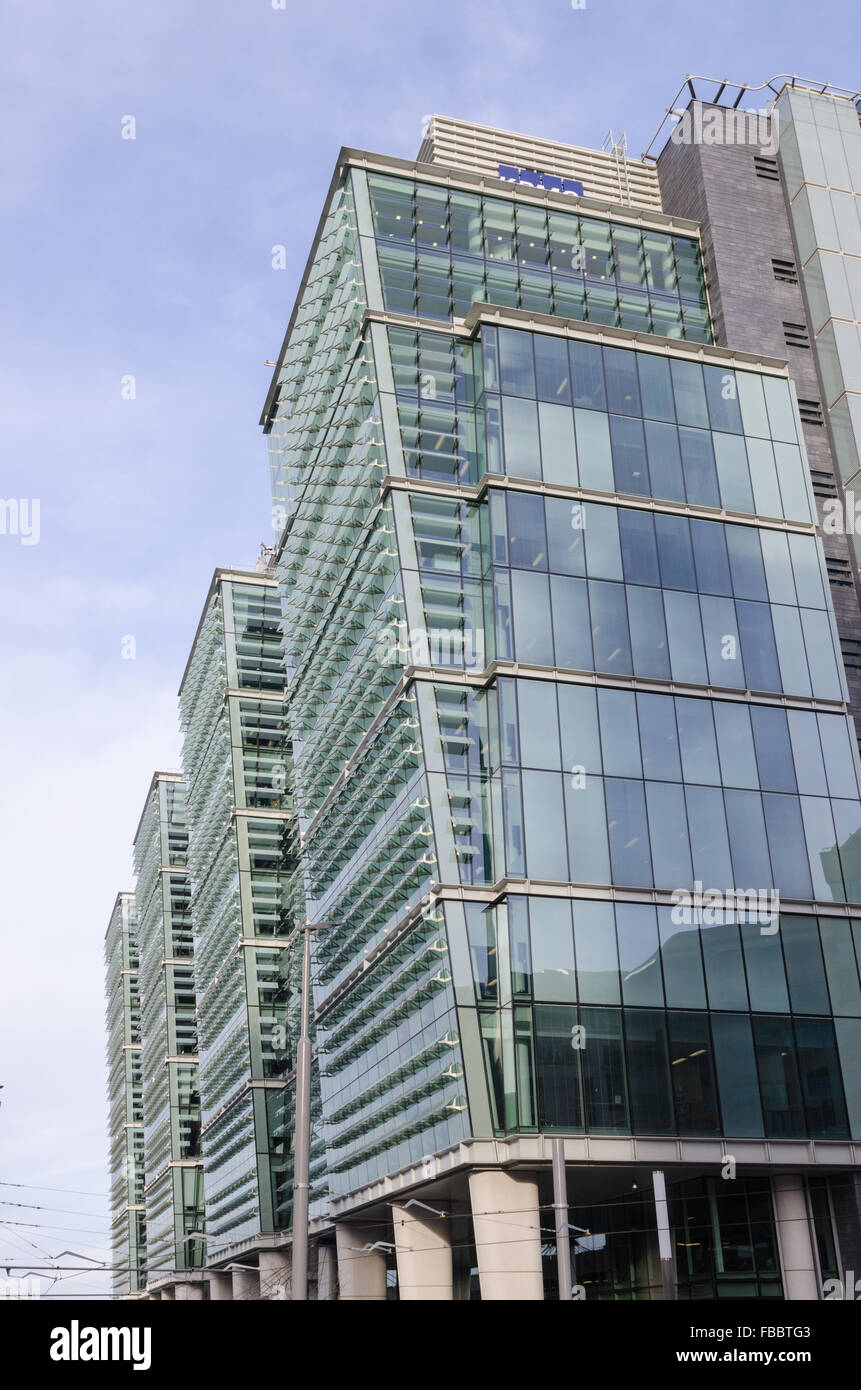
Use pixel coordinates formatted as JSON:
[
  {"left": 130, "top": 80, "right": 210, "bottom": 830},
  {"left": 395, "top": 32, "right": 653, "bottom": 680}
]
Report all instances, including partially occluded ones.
[
  {"left": 369, "top": 173, "right": 712, "bottom": 341},
  {"left": 105, "top": 893, "right": 146, "bottom": 1296},
  {"left": 179, "top": 572, "right": 327, "bottom": 1245},
  {"left": 133, "top": 775, "right": 205, "bottom": 1274}
]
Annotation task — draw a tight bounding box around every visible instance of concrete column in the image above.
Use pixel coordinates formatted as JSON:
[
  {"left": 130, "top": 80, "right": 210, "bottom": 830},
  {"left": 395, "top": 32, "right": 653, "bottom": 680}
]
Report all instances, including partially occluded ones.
[
  {"left": 206, "top": 1272, "right": 233, "bottom": 1301},
  {"left": 259, "top": 1249, "right": 291, "bottom": 1300},
  {"left": 231, "top": 1265, "right": 259, "bottom": 1301},
  {"left": 469, "top": 1169, "right": 544, "bottom": 1301},
  {"left": 392, "top": 1202, "right": 453, "bottom": 1300},
  {"left": 174, "top": 1281, "right": 204, "bottom": 1301},
  {"left": 159, "top": 1285, "right": 176, "bottom": 1301},
  {"left": 774, "top": 1175, "right": 819, "bottom": 1300},
  {"left": 316, "top": 1243, "right": 337, "bottom": 1301},
  {"left": 335, "top": 1224, "right": 388, "bottom": 1300}
]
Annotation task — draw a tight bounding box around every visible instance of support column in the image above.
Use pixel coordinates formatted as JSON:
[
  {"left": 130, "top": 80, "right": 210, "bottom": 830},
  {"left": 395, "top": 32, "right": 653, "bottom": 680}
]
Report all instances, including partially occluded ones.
[
  {"left": 206, "top": 1272, "right": 233, "bottom": 1301},
  {"left": 468, "top": 1169, "right": 544, "bottom": 1301},
  {"left": 316, "top": 1242, "right": 337, "bottom": 1301},
  {"left": 652, "top": 1170, "right": 676, "bottom": 1301},
  {"left": 774, "top": 1175, "right": 819, "bottom": 1300},
  {"left": 392, "top": 1202, "right": 453, "bottom": 1300},
  {"left": 335, "top": 1224, "right": 388, "bottom": 1300},
  {"left": 231, "top": 1265, "right": 259, "bottom": 1301},
  {"left": 174, "top": 1281, "right": 204, "bottom": 1301},
  {"left": 259, "top": 1249, "right": 291, "bottom": 1300}
]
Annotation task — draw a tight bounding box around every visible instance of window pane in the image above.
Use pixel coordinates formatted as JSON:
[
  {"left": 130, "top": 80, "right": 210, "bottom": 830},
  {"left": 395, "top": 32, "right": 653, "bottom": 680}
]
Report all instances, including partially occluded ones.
[
  {"left": 522, "top": 771, "right": 568, "bottom": 879},
  {"left": 502, "top": 396, "right": 541, "bottom": 478},
  {"left": 604, "top": 347, "right": 641, "bottom": 416},
  {"left": 535, "top": 1004, "right": 582, "bottom": 1128},
  {"left": 569, "top": 340, "right": 606, "bottom": 410},
  {"left": 625, "top": 1009, "right": 675, "bottom": 1134},
  {"left": 550, "top": 574, "right": 593, "bottom": 669},
  {"left": 535, "top": 334, "right": 571, "bottom": 403},
  {"left": 685, "top": 784, "right": 734, "bottom": 889},
  {"left": 517, "top": 679, "right": 560, "bottom": 769},
  {"left": 605, "top": 778, "right": 652, "bottom": 886},
  {"left": 644, "top": 420, "right": 686, "bottom": 507},
  {"left": 598, "top": 688, "right": 641, "bottom": 777},
  {"left": 655, "top": 511, "right": 695, "bottom": 589},
  {"left": 638, "top": 353, "right": 675, "bottom": 421},
  {"left": 668, "top": 1012, "right": 721, "bottom": 1134},
  {"left": 713, "top": 701, "right": 757, "bottom": 789},
  {"left": 750, "top": 706, "right": 796, "bottom": 792},
  {"left": 646, "top": 781, "right": 693, "bottom": 888},
  {"left": 701, "top": 911, "right": 749, "bottom": 1009},
  {"left": 658, "top": 904, "right": 707, "bottom": 1008},
  {"left": 565, "top": 777, "right": 610, "bottom": 886},
  {"left": 619, "top": 508, "right": 659, "bottom": 585},
  {"left": 724, "top": 790, "right": 773, "bottom": 890},
  {"left": 741, "top": 920, "right": 790, "bottom": 1012},
  {"left": 680, "top": 427, "right": 720, "bottom": 507},
  {"left": 574, "top": 408, "right": 613, "bottom": 490},
  {"left": 819, "top": 916, "right": 861, "bottom": 1015},
  {"left": 538, "top": 401, "right": 577, "bottom": 485},
  {"left": 580, "top": 1006, "right": 629, "bottom": 1132},
  {"left": 671, "top": 360, "right": 709, "bottom": 427},
  {"left": 511, "top": 569, "right": 554, "bottom": 665},
  {"left": 573, "top": 900, "right": 619, "bottom": 1003},
  {"left": 638, "top": 692, "right": 681, "bottom": 781},
  {"left": 546, "top": 496, "right": 585, "bottom": 574},
  {"left": 610, "top": 414, "right": 649, "bottom": 495},
  {"left": 712, "top": 1013, "right": 764, "bottom": 1136},
  {"left": 559, "top": 684, "right": 601, "bottom": 773},
  {"left": 531, "top": 898, "right": 576, "bottom": 1002},
  {"left": 752, "top": 1015, "right": 806, "bottom": 1137},
  {"left": 795, "top": 1018, "right": 849, "bottom": 1138},
  {"left": 781, "top": 914, "right": 831, "bottom": 1014},
  {"left": 589, "top": 580, "right": 632, "bottom": 674},
  {"left": 617, "top": 903, "right": 663, "bottom": 1006},
  {"left": 628, "top": 585, "right": 671, "bottom": 679},
  {"left": 676, "top": 697, "right": 720, "bottom": 784}
]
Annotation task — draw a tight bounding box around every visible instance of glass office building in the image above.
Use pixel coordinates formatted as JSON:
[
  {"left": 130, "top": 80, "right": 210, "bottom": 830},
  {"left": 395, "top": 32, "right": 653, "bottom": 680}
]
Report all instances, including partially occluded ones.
[
  {"left": 260, "top": 95, "right": 861, "bottom": 1300},
  {"left": 178, "top": 566, "right": 325, "bottom": 1276},
  {"left": 105, "top": 892, "right": 146, "bottom": 1296},
  {"left": 132, "top": 773, "right": 205, "bottom": 1277}
]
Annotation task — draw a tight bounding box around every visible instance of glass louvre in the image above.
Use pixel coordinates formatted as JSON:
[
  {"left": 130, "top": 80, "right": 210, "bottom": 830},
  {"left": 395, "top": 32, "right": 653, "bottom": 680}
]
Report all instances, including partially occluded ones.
[{"left": 369, "top": 173, "right": 711, "bottom": 339}]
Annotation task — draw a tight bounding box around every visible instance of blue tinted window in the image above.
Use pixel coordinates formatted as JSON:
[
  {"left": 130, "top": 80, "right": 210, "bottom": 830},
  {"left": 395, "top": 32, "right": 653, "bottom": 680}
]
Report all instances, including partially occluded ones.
[
  {"left": 498, "top": 328, "right": 535, "bottom": 396},
  {"left": 724, "top": 790, "right": 773, "bottom": 889},
  {"left": 617, "top": 904, "right": 663, "bottom": 1006},
  {"left": 638, "top": 354, "right": 675, "bottom": 421},
  {"left": 645, "top": 420, "right": 685, "bottom": 502},
  {"left": 704, "top": 365, "right": 743, "bottom": 433},
  {"left": 655, "top": 512, "right": 696, "bottom": 590},
  {"left": 713, "top": 702, "right": 757, "bottom": 789},
  {"left": 736, "top": 601, "right": 781, "bottom": 692},
  {"left": 726, "top": 526, "right": 767, "bottom": 600},
  {"left": 603, "top": 347, "right": 641, "bottom": 416},
  {"left": 676, "top": 697, "right": 720, "bottom": 784},
  {"left": 569, "top": 339, "right": 606, "bottom": 409},
  {"left": 589, "top": 580, "right": 632, "bottom": 673},
  {"left": 691, "top": 520, "right": 731, "bottom": 595},
  {"left": 605, "top": 779, "right": 652, "bottom": 885},
  {"left": 551, "top": 574, "right": 592, "bottom": 670},
  {"left": 598, "top": 688, "right": 641, "bottom": 777},
  {"left": 546, "top": 497, "right": 585, "bottom": 575},
  {"left": 534, "top": 334, "right": 571, "bottom": 404},
  {"left": 671, "top": 360, "right": 709, "bottom": 428},
  {"left": 637, "top": 693, "right": 681, "bottom": 781},
  {"left": 610, "top": 415, "right": 649, "bottom": 496},
  {"left": 679, "top": 427, "right": 720, "bottom": 507},
  {"left": 507, "top": 492, "right": 548, "bottom": 569},
  {"left": 628, "top": 585, "right": 671, "bottom": 679},
  {"left": 712, "top": 1013, "right": 764, "bottom": 1136},
  {"left": 667, "top": 1012, "right": 720, "bottom": 1134},
  {"left": 619, "top": 509, "right": 659, "bottom": 585},
  {"left": 750, "top": 707, "right": 796, "bottom": 792}
]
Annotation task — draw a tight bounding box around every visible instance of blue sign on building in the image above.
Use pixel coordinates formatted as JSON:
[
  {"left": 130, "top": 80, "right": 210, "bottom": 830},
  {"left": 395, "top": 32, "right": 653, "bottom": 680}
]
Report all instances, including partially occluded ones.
[{"left": 498, "top": 163, "right": 585, "bottom": 197}]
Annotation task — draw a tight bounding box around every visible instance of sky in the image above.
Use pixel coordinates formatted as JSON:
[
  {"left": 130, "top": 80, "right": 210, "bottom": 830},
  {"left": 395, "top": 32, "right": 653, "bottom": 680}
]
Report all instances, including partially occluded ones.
[{"left": 0, "top": 0, "right": 858, "bottom": 1300}]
